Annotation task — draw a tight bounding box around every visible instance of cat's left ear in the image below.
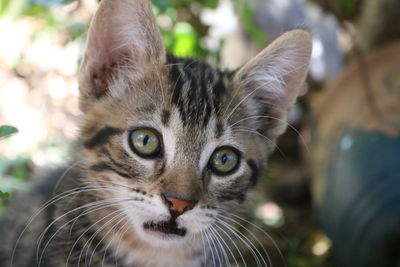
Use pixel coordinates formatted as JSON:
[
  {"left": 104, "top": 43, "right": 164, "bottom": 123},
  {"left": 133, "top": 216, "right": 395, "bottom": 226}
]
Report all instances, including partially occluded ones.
[
  {"left": 235, "top": 30, "right": 312, "bottom": 133},
  {"left": 79, "top": 0, "right": 165, "bottom": 99}
]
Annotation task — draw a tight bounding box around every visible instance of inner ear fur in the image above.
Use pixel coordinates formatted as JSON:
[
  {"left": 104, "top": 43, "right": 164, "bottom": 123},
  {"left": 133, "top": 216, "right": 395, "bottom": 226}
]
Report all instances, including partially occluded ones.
[
  {"left": 79, "top": 0, "right": 166, "bottom": 99},
  {"left": 235, "top": 29, "right": 312, "bottom": 134}
]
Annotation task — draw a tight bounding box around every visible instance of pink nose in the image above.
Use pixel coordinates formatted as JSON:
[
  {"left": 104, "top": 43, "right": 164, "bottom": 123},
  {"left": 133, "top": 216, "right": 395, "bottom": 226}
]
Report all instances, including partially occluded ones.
[{"left": 166, "top": 197, "right": 194, "bottom": 214}]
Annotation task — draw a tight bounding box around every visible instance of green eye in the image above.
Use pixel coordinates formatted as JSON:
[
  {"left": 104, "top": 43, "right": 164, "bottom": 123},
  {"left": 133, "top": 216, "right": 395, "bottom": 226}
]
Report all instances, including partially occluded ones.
[
  {"left": 209, "top": 147, "right": 240, "bottom": 175},
  {"left": 128, "top": 129, "right": 162, "bottom": 158}
]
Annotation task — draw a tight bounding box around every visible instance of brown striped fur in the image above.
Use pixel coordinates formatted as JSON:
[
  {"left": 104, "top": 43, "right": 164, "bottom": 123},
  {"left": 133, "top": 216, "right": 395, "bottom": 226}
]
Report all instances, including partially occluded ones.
[{"left": 0, "top": 0, "right": 312, "bottom": 266}]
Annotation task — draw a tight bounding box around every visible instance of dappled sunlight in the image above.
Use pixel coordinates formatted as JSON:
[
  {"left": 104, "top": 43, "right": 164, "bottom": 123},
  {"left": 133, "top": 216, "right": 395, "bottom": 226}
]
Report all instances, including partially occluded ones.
[
  {"left": 1, "top": 0, "right": 399, "bottom": 266},
  {"left": 255, "top": 202, "right": 284, "bottom": 228},
  {"left": 0, "top": 25, "right": 80, "bottom": 164}
]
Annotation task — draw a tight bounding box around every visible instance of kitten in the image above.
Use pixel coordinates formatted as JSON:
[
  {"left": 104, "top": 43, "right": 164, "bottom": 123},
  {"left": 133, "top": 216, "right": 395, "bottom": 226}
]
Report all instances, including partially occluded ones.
[{"left": 0, "top": 0, "right": 312, "bottom": 266}]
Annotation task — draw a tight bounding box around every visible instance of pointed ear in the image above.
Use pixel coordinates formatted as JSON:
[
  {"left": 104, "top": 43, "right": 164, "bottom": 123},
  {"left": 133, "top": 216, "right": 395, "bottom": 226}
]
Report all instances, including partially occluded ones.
[
  {"left": 235, "top": 30, "right": 312, "bottom": 132},
  {"left": 79, "top": 0, "right": 165, "bottom": 98}
]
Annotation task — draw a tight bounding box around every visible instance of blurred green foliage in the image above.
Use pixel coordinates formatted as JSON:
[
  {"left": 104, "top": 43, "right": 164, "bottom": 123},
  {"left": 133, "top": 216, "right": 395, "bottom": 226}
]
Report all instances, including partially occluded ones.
[
  {"left": 0, "top": 126, "right": 18, "bottom": 140},
  {"left": 239, "top": 2, "right": 266, "bottom": 45},
  {"left": 0, "top": 156, "right": 30, "bottom": 181},
  {"left": 0, "top": 125, "right": 18, "bottom": 199},
  {"left": 0, "top": 0, "right": 276, "bottom": 60},
  {"left": 0, "top": 0, "right": 221, "bottom": 58},
  {"left": 152, "top": 0, "right": 218, "bottom": 58},
  {"left": 0, "top": 191, "right": 10, "bottom": 198},
  {"left": 311, "top": 0, "right": 362, "bottom": 20},
  {"left": 339, "top": 0, "right": 356, "bottom": 10}
]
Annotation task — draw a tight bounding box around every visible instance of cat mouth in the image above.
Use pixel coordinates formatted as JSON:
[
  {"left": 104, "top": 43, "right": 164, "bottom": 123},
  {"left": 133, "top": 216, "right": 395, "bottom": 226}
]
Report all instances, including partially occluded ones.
[{"left": 143, "top": 221, "right": 187, "bottom": 237}]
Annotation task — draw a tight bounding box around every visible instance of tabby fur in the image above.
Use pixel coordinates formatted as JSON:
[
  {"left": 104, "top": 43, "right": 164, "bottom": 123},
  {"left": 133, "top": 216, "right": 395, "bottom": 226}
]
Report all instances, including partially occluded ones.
[{"left": 0, "top": 0, "right": 312, "bottom": 266}]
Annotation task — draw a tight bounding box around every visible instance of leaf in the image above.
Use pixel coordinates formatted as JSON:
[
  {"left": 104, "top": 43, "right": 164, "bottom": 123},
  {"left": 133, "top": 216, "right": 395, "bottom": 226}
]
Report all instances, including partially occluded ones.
[
  {"left": 0, "top": 125, "right": 18, "bottom": 138},
  {"left": 0, "top": 190, "right": 10, "bottom": 199},
  {"left": 241, "top": 4, "right": 266, "bottom": 45}
]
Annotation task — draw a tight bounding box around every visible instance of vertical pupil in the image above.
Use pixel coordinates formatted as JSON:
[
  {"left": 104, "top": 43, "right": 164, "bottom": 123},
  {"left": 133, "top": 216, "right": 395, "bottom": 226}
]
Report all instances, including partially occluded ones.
[
  {"left": 142, "top": 135, "right": 149, "bottom": 146},
  {"left": 221, "top": 153, "right": 227, "bottom": 164}
]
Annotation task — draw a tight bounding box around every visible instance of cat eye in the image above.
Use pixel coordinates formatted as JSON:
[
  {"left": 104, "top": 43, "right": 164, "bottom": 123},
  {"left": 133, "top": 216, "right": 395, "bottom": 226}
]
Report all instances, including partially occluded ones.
[
  {"left": 128, "top": 128, "right": 162, "bottom": 158},
  {"left": 209, "top": 147, "right": 240, "bottom": 175}
]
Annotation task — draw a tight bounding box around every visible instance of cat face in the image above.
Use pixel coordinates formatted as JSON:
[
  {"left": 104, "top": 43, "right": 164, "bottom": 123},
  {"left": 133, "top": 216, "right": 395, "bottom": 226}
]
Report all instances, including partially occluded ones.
[{"left": 77, "top": 0, "right": 311, "bottom": 248}]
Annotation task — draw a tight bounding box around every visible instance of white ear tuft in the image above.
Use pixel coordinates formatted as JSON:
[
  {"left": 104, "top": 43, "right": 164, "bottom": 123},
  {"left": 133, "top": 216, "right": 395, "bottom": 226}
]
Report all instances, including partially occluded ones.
[
  {"left": 80, "top": 0, "right": 165, "bottom": 98},
  {"left": 235, "top": 30, "right": 312, "bottom": 115}
]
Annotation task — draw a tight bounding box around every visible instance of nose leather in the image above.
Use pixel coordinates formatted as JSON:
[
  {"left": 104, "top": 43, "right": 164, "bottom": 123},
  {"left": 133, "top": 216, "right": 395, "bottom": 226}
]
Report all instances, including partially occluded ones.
[{"left": 166, "top": 197, "right": 193, "bottom": 214}]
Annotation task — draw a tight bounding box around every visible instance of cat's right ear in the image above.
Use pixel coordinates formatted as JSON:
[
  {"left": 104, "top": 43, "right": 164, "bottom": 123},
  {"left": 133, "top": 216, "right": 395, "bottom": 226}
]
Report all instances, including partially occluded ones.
[
  {"left": 234, "top": 30, "right": 312, "bottom": 136},
  {"left": 79, "top": 0, "right": 165, "bottom": 99}
]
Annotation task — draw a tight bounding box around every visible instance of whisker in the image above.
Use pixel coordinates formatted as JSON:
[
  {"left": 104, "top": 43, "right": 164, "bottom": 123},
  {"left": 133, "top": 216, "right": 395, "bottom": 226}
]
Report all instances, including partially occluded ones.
[
  {"left": 224, "top": 213, "right": 286, "bottom": 267},
  {"left": 67, "top": 208, "right": 122, "bottom": 266},
  {"left": 96, "top": 181, "right": 141, "bottom": 191},
  {"left": 216, "top": 218, "right": 267, "bottom": 267},
  {"left": 225, "top": 83, "right": 265, "bottom": 122},
  {"left": 230, "top": 115, "right": 310, "bottom": 154},
  {"left": 85, "top": 212, "right": 127, "bottom": 266},
  {"left": 229, "top": 58, "right": 311, "bottom": 122},
  {"left": 84, "top": 213, "right": 126, "bottom": 266},
  {"left": 109, "top": 219, "right": 131, "bottom": 267},
  {"left": 37, "top": 196, "right": 121, "bottom": 249},
  {"left": 152, "top": 62, "right": 165, "bottom": 106},
  {"left": 203, "top": 227, "right": 217, "bottom": 267},
  {"left": 11, "top": 185, "right": 122, "bottom": 265},
  {"left": 213, "top": 223, "right": 247, "bottom": 267},
  {"left": 232, "top": 127, "right": 286, "bottom": 158},
  {"left": 52, "top": 160, "right": 85, "bottom": 195},
  {"left": 64, "top": 200, "right": 131, "bottom": 266},
  {"left": 199, "top": 230, "right": 207, "bottom": 267},
  {"left": 36, "top": 197, "right": 127, "bottom": 257},
  {"left": 218, "top": 216, "right": 272, "bottom": 267},
  {"left": 222, "top": 80, "right": 241, "bottom": 118},
  {"left": 38, "top": 199, "right": 130, "bottom": 266},
  {"left": 209, "top": 225, "right": 234, "bottom": 267},
  {"left": 208, "top": 229, "right": 224, "bottom": 267},
  {"left": 78, "top": 211, "right": 127, "bottom": 267},
  {"left": 208, "top": 226, "right": 229, "bottom": 266}
]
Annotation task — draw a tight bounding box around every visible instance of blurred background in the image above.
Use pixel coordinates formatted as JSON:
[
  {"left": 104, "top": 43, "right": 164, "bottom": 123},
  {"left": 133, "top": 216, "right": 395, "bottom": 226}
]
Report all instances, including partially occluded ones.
[{"left": 1, "top": 0, "right": 400, "bottom": 266}]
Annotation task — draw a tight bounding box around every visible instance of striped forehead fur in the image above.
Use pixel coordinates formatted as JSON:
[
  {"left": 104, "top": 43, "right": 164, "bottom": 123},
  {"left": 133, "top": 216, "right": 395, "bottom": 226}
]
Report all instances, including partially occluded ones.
[{"left": 167, "top": 55, "right": 233, "bottom": 129}]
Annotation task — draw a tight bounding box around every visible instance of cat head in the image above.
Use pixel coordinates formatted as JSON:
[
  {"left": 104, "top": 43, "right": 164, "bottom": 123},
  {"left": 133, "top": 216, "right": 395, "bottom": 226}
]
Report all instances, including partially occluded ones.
[{"left": 77, "top": 0, "right": 311, "bottom": 247}]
